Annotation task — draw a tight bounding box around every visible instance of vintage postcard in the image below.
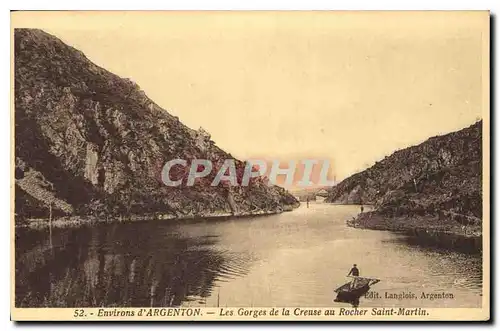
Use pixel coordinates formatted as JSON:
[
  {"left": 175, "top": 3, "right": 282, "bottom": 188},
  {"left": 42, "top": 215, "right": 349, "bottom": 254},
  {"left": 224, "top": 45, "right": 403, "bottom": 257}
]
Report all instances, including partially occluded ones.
[{"left": 11, "top": 11, "right": 490, "bottom": 321}]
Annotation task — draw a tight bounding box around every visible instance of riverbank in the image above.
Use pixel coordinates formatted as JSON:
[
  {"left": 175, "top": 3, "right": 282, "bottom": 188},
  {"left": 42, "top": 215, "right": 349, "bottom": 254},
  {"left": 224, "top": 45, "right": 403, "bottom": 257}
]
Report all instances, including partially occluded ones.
[
  {"left": 17, "top": 204, "right": 299, "bottom": 230},
  {"left": 347, "top": 212, "right": 482, "bottom": 254}
]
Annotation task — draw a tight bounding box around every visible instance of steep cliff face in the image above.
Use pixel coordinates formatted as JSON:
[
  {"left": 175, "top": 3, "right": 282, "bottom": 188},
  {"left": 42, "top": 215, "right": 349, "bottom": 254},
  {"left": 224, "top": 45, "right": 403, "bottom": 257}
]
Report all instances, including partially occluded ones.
[
  {"left": 326, "top": 121, "right": 482, "bottom": 223},
  {"left": 14, "top": 29, "right": 298, "bottom": 222}
]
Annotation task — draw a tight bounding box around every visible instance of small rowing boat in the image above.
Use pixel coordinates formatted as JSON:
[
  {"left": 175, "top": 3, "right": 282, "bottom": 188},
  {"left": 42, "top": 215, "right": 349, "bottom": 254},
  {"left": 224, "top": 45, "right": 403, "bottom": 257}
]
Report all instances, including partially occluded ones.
[{"left": 334, "top": 276, "right": 380, "bottom": 303}]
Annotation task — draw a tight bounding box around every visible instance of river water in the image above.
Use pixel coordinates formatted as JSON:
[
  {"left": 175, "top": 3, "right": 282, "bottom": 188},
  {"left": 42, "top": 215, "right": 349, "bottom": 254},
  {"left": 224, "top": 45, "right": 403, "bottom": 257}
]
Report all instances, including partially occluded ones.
[{"left": 15, "top": 203, "right": 482, "bottom": 308}]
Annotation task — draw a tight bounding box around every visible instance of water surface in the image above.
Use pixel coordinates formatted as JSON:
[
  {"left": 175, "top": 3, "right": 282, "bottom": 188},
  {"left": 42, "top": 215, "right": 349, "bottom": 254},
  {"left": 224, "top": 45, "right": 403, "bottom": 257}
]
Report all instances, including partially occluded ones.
[{"left": 15, "top": 203, "right": 482, "bottom": 308}]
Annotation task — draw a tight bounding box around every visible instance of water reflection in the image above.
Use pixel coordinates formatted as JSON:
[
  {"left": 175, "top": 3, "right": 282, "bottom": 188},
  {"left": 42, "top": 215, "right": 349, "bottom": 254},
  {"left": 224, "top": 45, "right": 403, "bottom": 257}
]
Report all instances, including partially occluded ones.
[
  {"left": 15, "top": 221, "right": 249, "bottom": 307},
  {"left": 381, "top": 236, "right": 483, "bottom": 291},
  {"left": 334, "top": 297, "right": 361, "bottom": 308},
  {"left": 15, "top": 204, "right": 483, "bottom": 308}
]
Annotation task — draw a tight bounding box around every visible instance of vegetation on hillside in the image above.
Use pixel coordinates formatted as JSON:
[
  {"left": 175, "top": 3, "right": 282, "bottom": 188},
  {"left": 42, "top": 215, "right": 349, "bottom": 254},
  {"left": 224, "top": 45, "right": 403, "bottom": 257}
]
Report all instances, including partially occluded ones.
[{"left": 14, "top": 29, "right": 298, "bottom": 223}]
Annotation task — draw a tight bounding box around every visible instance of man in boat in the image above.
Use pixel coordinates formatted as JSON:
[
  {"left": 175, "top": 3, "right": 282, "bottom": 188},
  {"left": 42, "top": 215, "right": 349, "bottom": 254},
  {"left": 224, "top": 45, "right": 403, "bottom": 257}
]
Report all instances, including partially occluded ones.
[
  {"left": 347, "top": 264, "right": 360, "bottom": 289},
  {"left": 348, "top": 264, "right": 360, "bottom": 277}
]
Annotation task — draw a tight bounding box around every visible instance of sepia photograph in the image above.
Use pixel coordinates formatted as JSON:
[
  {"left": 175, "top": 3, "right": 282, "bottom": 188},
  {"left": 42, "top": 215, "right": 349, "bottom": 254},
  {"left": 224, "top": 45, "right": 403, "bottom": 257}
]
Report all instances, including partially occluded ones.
[{"left": 10, "top": 10, "right": 490, "bottom": 321}]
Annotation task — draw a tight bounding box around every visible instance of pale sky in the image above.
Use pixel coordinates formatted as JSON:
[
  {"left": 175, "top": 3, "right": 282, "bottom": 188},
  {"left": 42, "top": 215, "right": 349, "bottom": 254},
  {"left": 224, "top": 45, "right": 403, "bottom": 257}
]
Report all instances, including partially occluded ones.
[{"left": 12, "top": 11, "right": 488, "bottom": 180}]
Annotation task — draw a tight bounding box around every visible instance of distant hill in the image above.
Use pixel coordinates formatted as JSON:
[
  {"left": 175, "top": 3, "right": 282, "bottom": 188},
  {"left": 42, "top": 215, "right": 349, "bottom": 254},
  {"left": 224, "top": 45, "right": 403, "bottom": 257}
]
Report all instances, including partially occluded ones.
[
  {"left": 14, "top": 29, "right": 298, "bottom": 222},
  {"left": 325, "top": 121, "right": 482, "bottom": 225},
  {"left": 289, "top": 187, "right": 330, "bottom": 202}
]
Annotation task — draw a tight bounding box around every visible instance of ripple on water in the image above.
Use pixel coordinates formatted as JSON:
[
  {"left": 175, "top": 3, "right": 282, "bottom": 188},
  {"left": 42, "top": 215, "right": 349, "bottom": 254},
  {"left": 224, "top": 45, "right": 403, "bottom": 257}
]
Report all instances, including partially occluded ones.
[{"left": 15, "top": 205, "right": 484, "bottom": 308}]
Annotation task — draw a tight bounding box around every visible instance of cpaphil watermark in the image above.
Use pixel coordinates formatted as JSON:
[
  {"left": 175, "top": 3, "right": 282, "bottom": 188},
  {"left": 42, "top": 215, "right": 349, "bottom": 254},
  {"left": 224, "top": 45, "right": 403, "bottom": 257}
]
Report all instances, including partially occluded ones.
[{"left": 160, "top": 159, "right": 336, "bottom": 188}]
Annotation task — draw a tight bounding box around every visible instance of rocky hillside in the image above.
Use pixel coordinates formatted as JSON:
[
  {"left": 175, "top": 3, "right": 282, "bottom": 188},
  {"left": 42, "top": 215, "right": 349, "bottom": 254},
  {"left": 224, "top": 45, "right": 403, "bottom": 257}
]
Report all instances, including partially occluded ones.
[
  {"left": 14, "top": 29, "right": 298, "bottom": 223},
  {"left": 325, "top": 121, "right": 482, "bottom": 224}
]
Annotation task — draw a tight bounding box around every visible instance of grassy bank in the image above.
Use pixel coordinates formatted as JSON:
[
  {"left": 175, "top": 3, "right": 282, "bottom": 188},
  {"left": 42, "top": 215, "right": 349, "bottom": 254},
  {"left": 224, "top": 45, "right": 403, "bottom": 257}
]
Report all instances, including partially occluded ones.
[{"left": 347, "top": 212, "right": 482, "bottom": 254}]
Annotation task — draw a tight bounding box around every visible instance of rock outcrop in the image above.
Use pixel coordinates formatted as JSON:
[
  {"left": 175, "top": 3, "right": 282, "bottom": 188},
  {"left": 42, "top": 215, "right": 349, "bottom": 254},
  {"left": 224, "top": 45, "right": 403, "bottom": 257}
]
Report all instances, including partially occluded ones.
[
  {"left": 326, "top": 121, "right": 482, "bottom": 230},
  {"left": 14, "top": 29, "right": 298, "bottom": 223}
]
